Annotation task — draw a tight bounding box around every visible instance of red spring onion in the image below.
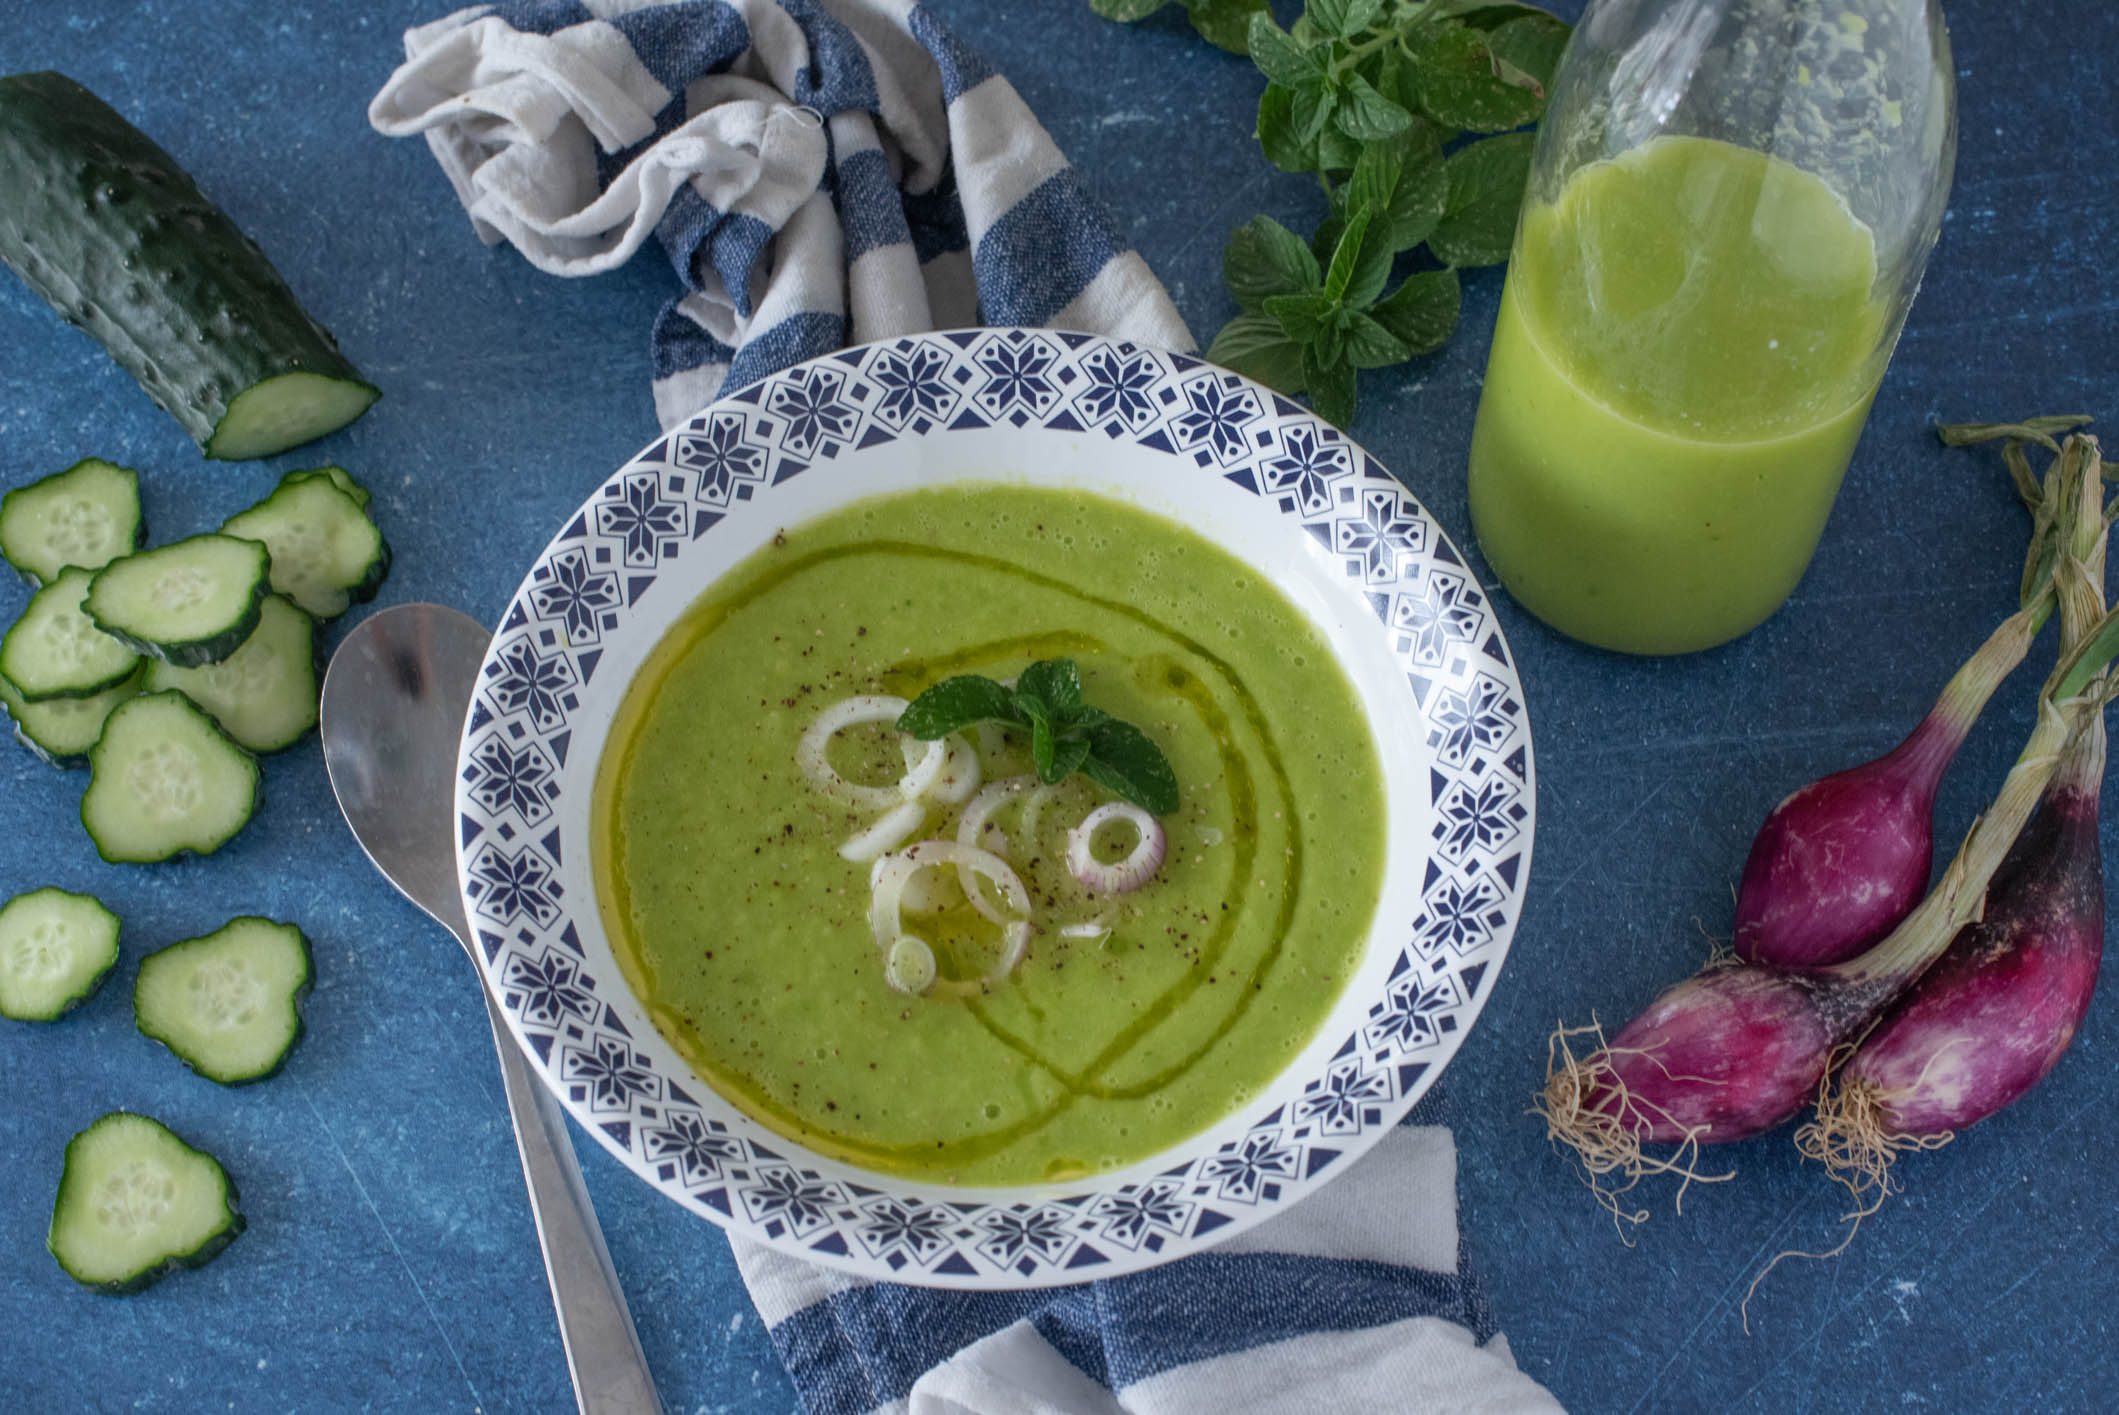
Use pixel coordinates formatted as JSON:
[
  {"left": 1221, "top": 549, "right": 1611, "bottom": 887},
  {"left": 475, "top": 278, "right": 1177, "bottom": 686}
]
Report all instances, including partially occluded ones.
[
  {"left": 1734, "top": 427, "right": 2104, "bottom": 969},
  {"left": 1539, "top": 436, "right": 2115, "bottom": 1220},
  {"left": 1803, "top": 722, "right": 2104, "bottom": 1178},
  {"left": 1066, "top": 802, "right": 1167, "bottom": 894},
  {"left": 1803, "top": 435, "right": 2110, "bottom": 1203},
  {"left": 1733, "top": 604, "right": 2041, "bottom": 968}
]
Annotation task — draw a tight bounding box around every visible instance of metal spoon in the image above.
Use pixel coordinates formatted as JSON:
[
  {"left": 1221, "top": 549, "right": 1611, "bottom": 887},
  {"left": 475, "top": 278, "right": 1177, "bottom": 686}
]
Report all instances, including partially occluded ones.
[{"left": 321, "top": 603, "right": 662, "bottom": 1415}]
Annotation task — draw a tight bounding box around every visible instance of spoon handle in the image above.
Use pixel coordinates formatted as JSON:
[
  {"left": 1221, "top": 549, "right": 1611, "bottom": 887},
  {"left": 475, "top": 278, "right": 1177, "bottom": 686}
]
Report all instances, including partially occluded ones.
[{"left": 483, "top": 988, "right": 665, "bottom": 1414}]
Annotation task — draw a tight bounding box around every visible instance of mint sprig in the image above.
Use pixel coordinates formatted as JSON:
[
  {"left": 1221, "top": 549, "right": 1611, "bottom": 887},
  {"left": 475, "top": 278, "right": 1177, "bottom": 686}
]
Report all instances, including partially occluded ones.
[
  {"left": 1092, "top": 0, "right": 1570, "bottom": 428},
  {"left": 896, "top": 659, "right": 1180, "bottom": 815},
  {"left": 1089, "top": 0, "right": 1271, "bottom": 54}
]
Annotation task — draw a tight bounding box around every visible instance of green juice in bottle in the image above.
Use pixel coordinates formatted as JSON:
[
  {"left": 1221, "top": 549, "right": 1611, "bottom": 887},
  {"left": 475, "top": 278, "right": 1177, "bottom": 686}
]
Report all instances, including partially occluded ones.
[{"left": 1468, "top": 134, "right": 1891, "bottom": 655}]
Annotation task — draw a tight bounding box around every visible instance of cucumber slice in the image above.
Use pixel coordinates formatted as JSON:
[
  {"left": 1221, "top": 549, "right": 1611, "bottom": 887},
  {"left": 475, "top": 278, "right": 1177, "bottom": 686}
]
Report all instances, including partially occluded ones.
[
  {"left": 47, "top": 1112, "right": 243, "bottom": 1293},
  {"left": 144, "top": 595, "right": 317, "bottom": 753},
  {"left": 0, "top": 887, "right": 120, "bottom": 1021},
  {"left": 134, "top": 917, "right": 311, "bottom": 1085},
  {"left": 209, "top": 374, "right": 380, "bottom": 463},
  {"left": 0, "top": 665, "right": 142, "bottom": 768},
  {"left": 221, "top": 478, "right": 388, "bottom": 620},
  {"left": 0, "top": 458, "right": 144, "bottom": 584},
  {"left": 86, "top": 534, "right": 270, "bottom": 668},
  {"left": 278, "top": 464, "right": 370, "bottom": 512},
  {"left": 0, "top": 73, "right": 378, "bottom": 460},
  {"left": 82, "top": 691, "right": 259, "bottom": 864},
  {"left": 0, "top": 566, "right": 140, "bottom": 701}
]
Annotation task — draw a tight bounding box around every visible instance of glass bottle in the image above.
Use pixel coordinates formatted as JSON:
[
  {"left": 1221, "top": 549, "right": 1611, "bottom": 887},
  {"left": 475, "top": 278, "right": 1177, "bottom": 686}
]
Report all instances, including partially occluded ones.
[{"left": 1466, "top": 0, "right": 1956, "bottom": 656}]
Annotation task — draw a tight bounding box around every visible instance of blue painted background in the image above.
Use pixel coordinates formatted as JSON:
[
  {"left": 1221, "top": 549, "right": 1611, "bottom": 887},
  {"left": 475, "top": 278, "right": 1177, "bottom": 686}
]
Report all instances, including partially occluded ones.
[{"left": 1, "top": 3, "right": 2112, "bottom": 1411}]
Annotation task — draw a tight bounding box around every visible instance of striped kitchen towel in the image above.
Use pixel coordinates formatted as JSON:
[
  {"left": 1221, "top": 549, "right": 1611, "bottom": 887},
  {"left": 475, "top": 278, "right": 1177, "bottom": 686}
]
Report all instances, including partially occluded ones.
[
  {"left": 372, "top": 4, "right": 1556, "bottom": 1409},
  {"left": 733, "top": 1088, "right": 1560, "bottom": 1414},
  {"left": 368, "top": 0, "right": 1193, "bottom": 428}
]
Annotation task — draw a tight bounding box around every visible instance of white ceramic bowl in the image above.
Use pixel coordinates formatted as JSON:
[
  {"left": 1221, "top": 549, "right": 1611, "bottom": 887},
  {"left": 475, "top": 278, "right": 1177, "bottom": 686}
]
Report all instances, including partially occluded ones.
[{"left": 455, "top": 329, "right": 1534, "bottom": 1287}]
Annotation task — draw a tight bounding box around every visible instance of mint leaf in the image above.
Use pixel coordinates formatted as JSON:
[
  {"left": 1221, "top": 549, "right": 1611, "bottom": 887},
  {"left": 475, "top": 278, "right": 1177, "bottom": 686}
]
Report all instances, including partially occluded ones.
[
  {"left": 1322, "top": 207, "right": 1374, "bottom": 301},
  {"left": 1406, "top": 28, "right": 1541, "bottom": 133},
  {"left": 1455, "top": 2, "right": 1557, "bottom": 31},
  {"left": 1308, "top": 0, "right": 1385, "bottom": 38},
  {"left": 1090, "top": 0, "right": 1168, "bottom": 20},
  {"left": 1340, "top": 309, "right": 1412, "bottom": 369},
  {"left": 1207, "top": 314, "right": 1307, "bottom": 393},
  {"left": 1082, "top": 720, "right": 1180, "bottom": 815},
  {"left": 1487, "top": 13, "right": 1568, "bottom": 96},
  {"left": 1310, "top": 209, "right": 1346, "bottom": 266},
  {"left": 1334, "top": 73, "right": 1414, "bottom": 141},
  {"left": 1369, "top": 268, "right": 1463, "bottom": 354},
  {"left": 1048, "top": 735, "right": 1093, "bottom": 783},
  {"left": 1016, "top": 658, "right": 1083, "bottom": 714},
  {"left": 1224, "top": 215, "right": 1322, "bottom": 312},
  {"left": 1346, "top": 144, "right": 1403, "bottom": 221},
  {"left": 1431, "top": 132, "right": 1534, "bottom": 267},
  {"left": 1248, "top": 13, "right": 1323, "bottom": 87},
  {"left": 1385, "top": 149, "right": 1450, "bottom": 252},
  {"left": 1264, "top": 291, "right": 1337, "bottom": 343},
  {"left": 1059, "top": 703, "right": 1111, "bottom": 730},
  {"left": 1255, "top": 84, "right": 1313, "bottom": 172},
  {"left": 1184, "top": 0, "right": 1269, "bottom": 53},
  {"left": 1289, "top": 80, "right": 1338, "bottom": 147},
  {"left": 898, "top": 675, "right": 1023, "bottom": 737},
  {"left": 1313, "top": 312, "right": 1345, "bottom": 370},
  {"left": 1313, "top": 120, "right": 1362, "bottom": 173},
  {"left": 1303, "top": 347, "right": 1357, "bottom": 428},
  {"left": 1342, "top": 213, "right": 1395, "bottom": 309},
  {"left": 1020, "top": 695, "right": 1057, "bottom": 778}
]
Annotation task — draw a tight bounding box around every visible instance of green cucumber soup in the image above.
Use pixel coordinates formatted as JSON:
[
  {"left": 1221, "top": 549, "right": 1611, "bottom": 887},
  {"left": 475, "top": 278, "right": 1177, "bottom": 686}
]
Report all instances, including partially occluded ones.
[{"left": 592, "top": 483, "right": 1387, "bottom": 1185}]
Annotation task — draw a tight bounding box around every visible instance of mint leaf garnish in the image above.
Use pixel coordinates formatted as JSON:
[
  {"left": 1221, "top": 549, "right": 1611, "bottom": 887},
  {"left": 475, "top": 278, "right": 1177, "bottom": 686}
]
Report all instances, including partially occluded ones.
[
  {"left": 896, "top": 659, "right": 1180, "bottom": 814},
  {"left": 1015, "top": 658, "right": 1083, "bottom": 714},
  {"left": 1020, "top": 694, "right": 1058, "bottom": 779},
  {"left": 895, "top": 675, "right": 1021, "bottom": 737},
  {"left": 1048, "top": 736, "right": 1093, "bottom": 783},
  {"left": 1081, "top": 719, "right": 1181, "bottom": 816}
]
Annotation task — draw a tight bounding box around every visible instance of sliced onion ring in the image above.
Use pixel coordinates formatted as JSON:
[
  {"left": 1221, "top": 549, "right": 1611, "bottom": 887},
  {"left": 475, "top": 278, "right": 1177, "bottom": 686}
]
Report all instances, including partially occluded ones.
[
  {"left": 1066, "top": 802, "right": 1167, "bottom": 895},
  {"left": 884, "top": 935, "right": 938, "bottom": 995},
  {"left": 1019, "top": 784, "right": 1055, "bottom": 854},
  {"left": 910, "top": 733, "right": 982, "bottom": 806},
  {"left": 840, "top": 799, "right": 927, "bottom": 862},
  {"left": 870, "top": 839, "right": 1031, "bottom": 943},
  {"left": 799, "top": 696, "right": 943, "bottom": 810},
  {"left": 955, "top": 775, "right": 1038, "bottom": 922},
  {"left": 989, "top": 921, "right": 1033, "bottom": 983},
  {"left": 869, "top": 841, "right": 1035, "bottom": 988}
]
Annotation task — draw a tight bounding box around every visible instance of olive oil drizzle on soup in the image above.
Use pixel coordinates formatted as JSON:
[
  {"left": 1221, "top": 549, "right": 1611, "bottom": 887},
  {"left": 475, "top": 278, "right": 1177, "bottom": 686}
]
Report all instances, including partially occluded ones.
[{"left": 593, "top": 484, "right": 1386, "bottom": 1184}]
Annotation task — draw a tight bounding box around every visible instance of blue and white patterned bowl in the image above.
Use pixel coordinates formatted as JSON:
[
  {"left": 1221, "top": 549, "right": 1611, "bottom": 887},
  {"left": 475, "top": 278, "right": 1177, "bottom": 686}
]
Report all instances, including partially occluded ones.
[{"left": 455, "top": 329, "right": 1535, "bottom": 1288}]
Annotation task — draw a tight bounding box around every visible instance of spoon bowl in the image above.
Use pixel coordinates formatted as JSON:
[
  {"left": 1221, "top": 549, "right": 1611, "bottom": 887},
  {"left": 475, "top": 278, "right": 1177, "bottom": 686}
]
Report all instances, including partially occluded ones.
[{"left": 321, "top": 603, "right": 490, "bottom": 943}]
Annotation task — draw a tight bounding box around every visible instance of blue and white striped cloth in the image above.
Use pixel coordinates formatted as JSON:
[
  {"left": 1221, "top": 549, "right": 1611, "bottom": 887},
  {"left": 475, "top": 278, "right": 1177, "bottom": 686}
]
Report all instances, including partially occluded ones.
[
  {"left": 369, "top": 0, "right": 1192, "bottom": 428},
  {"left": 731, "top": 1090, "right": 1559, "bottom": 1414},
  {"left": 371, "top": 4, "right": 1558, "bottom": 1408}
]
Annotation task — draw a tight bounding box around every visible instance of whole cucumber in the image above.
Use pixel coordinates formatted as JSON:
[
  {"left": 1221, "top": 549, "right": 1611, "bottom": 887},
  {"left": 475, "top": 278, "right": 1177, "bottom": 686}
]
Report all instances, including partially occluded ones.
[{"left": 0, "top": 71, "right": 378, "bottom": 459}]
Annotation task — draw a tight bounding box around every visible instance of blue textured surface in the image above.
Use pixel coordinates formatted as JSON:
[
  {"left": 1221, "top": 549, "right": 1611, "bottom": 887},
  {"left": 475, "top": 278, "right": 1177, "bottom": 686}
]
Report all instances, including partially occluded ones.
[{"left": 0, "top": 3, "right": 2112, "bottom": 1412}]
